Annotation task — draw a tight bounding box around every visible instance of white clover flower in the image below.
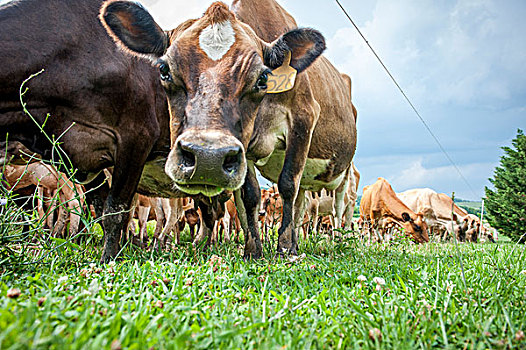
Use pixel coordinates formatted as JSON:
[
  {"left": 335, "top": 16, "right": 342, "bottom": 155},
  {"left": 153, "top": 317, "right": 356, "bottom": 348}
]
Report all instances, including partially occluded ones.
[
  {"left": 357, "top": 275, "right": 367, "bottom": 282},
  {"left": 58, "top": 276, "right": 68, "bottom": 283},
  {"left": 373, "top": 277, "right": 385, "bottom": 285}
]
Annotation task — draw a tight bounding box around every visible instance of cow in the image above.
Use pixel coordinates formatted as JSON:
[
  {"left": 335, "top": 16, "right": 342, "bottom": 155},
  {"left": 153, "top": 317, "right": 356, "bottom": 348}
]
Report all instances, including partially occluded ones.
[
  {"left": 462, "top": 213, "right": 488, "bottom": 243},
  {"left": 397, "top": 188, "right": 467, "bottom": 241},
  {"left": 156, "top": 197, "right": 195, "bottom": 246},
  {"left": 3, "top": 162, "right": 84, "bottom": 237},
  {"left": 359, "top": 178, "right": 429, "bottom": 243},
  {"left": 100, "top": 0, "right": 357, "bottom": 259},
  {"left": 0, "top": 0, "right": 227, "bottom": 262},
  {"left": 304, "top": 162, "right": 360, "bottom": 237},
  {"left": 260, "top": 185, "right": 283, "bottom": 238},
  {"left": 218, "top": 195, "right": 242, "bottom": 243}
]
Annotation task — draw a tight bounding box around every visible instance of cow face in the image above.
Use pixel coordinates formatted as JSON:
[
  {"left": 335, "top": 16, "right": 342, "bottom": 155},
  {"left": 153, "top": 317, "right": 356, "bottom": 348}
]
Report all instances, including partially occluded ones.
[
  {"left": 400, "top": 212, "right": 429, "bottom": 243},
  {"left": 101, "top": 1, "right": 325, "bottom": 196}
]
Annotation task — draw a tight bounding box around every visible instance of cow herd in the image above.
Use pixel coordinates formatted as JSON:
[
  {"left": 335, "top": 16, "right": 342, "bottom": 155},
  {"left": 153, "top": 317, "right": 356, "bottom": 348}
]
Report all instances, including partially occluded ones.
[
  {"left": 0, "top": 0, "right": 494, "bottom": 263},
  {"left": 1, "top": 160, "right": 494, "bottom": 254}
]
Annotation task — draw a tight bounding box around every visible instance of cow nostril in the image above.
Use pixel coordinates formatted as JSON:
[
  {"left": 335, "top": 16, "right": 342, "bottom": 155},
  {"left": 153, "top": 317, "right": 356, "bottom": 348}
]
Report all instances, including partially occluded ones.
[
  {"left": 181, "top": 148, "right": 196, "bottom": 168},
  {"left": 223, "top": 150, "right": 241, "bottom": 174}
]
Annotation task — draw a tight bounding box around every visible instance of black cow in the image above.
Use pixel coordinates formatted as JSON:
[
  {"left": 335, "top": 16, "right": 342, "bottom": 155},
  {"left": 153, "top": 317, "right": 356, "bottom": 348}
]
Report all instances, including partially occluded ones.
[{"left": 0, "top": 0, "right": 187, "bottom": 262}]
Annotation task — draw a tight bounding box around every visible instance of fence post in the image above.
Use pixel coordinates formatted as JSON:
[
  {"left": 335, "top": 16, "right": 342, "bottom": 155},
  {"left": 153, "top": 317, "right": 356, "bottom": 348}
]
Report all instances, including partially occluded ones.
[{"left": 479, "top": 199, "right": 485, "bottom": 238}]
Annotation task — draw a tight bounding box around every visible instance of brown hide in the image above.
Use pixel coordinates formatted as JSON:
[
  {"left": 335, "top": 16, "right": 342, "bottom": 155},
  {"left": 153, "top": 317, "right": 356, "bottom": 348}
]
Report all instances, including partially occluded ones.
[
  {"left": 360, "top": 178, "right": 429, "bottom": 243},
  {"left": 100, "top": 0, "right": 356, "bottom": 260},
  {"left": 232, "top": 0, "right": 357, "bottom": 254},
  {"left": 0, "top": 0, "right": 179, "bottom": 262},
  {"left": 3, "top": 162, "right": 84, "bottom": 237}
]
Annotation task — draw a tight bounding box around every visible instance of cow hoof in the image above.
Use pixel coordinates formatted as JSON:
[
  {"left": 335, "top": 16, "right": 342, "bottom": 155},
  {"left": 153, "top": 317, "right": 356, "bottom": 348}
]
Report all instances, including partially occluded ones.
[
  {"left": 99, "top": 251, "right": 116, "bottom": 264},
  {"left": 243, "top": 250, "right": 262, "bottom": 260}
]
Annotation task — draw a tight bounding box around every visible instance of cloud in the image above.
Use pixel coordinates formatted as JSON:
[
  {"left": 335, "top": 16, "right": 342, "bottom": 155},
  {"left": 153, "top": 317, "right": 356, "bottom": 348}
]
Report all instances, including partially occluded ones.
[
  {"left": 356, "top": 155, "right": 497, "bottom": 200},
  {"left": 326, "top": 0, "right": 526, "bottom": 110}
]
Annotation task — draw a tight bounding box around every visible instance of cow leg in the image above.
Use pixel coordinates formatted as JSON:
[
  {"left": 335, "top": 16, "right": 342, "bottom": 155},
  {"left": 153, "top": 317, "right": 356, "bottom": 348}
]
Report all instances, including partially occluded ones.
[
  {"left": 52, "top": 204, "right": 68, "bottom": 238},
  {"left": 124, "top": 194, "right": 139, "bottom": 244},
  {"left": 293, "top": 189, "right": 307, "bottom": 242},
  {"left": 84, "top": 171, "right": 110, "bottom": 219},
  {"left": 193, "top": 202, "right": 214, "bottom": 249},
  {"left": 277, "top": 110, "right": 318, "bottom": 255},
  {"left": 212, "top": 220, "right": 220, "bottom": 245},
  {"left": 333, "top": 173, "right": 350, "bottom": 237},
  {"left": 137, "top": 204, "right": 151, "bottom": 247},
  {"left": 67, "top": 199, "right": 81, "bottom": 237},
  {"left": 235, "top": 164, "right": 262, "bottom": 259},
  {"left": 100, "top": 140, "right": 152, "bottom": 263},
  {"left": 223, "top": 205, "right": 232, "bottom": 242},
  {"left": 234, "top": 213, "right": 242, "bottom": 243},
  {"left": 151, "top": 198, "right": 165, "bottom": 246}
]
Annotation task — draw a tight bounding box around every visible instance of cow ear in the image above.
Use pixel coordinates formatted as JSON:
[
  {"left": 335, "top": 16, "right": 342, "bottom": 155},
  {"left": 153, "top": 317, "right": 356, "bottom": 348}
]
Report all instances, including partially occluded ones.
[
  {"left": 100, "top": 0, "right": 168, "bottom": 58},
  {"left": 264, "top": 28, "right": 326, "bottom": 73},
  {"left": 401, "top": 212, "right": 411, "bottom": 222}
]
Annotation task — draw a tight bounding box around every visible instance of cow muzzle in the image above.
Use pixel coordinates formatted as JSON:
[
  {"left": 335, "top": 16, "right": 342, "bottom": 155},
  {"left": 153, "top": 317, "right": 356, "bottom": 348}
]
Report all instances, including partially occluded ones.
[{"left": 165, "top": 130, "right": 247, "bottom": 197}]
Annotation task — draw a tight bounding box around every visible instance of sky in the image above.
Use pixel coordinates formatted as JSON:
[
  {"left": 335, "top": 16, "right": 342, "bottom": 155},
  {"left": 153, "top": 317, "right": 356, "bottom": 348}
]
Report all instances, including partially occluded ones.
[{"left": 3, "top": 0, "right": 525, "bottom": 200}]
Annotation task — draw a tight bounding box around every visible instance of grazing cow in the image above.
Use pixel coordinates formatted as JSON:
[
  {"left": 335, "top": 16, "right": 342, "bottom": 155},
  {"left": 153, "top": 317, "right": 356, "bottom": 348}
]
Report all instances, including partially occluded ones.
[
  {"left": 3, "top": 162, "right": 84, "bottom": 237},
  {"left": 359, "top": 178, "right": 429, "bottom": 243},
  {"left": 219, "top": 195, "right": 242, "bottom": 242},
  {"left": 100, "top": 0, "right": 357, "bottom": 258},
  {"left": 183, "top": 207, "right": 201, "bottom": 242},
  {"left": 130, "top": 195, "right": 166, "bottom": 246},
  {"left": 397, "top": 188, "right": 467, "bottom": 241},
  {"left": 0, "top": 0, "right": 236, "bottom": 262},
  {"left": 127, "top": 195, "right": 196, "bottom": 248},
  {"left": 462, "top": 213, "right": 488, "bottom": 243},
  {"left": 0, "top": 0, "right": 183, "bottom": 262},
  {"left": 156, "top": 197, "right": 194, "bottom": 246}
]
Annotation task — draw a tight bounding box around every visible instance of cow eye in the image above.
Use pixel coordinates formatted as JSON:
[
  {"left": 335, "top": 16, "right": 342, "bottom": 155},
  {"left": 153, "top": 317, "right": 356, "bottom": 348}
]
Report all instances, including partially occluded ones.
[
  {"left": 159, "top": 63, "right": 172, "bottom": 81},
  {"left": 255, "top": 69, "right": 271, "bottom": 90}
]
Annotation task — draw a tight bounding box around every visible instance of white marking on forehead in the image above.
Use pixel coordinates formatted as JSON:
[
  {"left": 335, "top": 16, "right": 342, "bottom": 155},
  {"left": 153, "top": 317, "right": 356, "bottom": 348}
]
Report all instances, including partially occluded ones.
[{"left": 199, "top": 21, "right": 236, "bottom": 61}]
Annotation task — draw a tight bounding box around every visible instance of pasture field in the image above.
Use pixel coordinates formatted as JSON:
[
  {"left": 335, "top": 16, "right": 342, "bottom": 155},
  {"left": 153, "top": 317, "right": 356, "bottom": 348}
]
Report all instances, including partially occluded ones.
[{"left": 1, "top": 230, "right": 525, "bottom": 350}]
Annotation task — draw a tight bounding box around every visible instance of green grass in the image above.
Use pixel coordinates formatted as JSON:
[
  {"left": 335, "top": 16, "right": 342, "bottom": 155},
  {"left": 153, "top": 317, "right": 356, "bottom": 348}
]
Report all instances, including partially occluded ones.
[
  {"left": 455, "top": 201, "right": 482, "bottom": 211},
  {"left": 1, "top": 234, "right": 525, "bottom": 349}
]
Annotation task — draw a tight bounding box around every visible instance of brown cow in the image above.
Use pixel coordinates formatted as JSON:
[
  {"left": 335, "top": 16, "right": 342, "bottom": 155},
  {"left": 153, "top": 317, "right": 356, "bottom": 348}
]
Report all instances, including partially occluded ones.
[
  {"left": 0, "top": 0, "right": 236, "bottom": 262},
  {"left": 219, "top": 195, "right": 242, "bottom": 242},
  {"left": 397, "top": 188, "right": 467, "bottom": 241},
  {"left": 304, "top": 162, "right": 360, "bottom": 237},
  {"left": 360, "top": 178, "right": 429, "bottom": 243},
  {"left": 101, "top": 0, "right": 357, "bottom": 259},
  {"left": 3, "top": 162, "right": 84, "bottom": 237},
  {"left": 0, "top": 0, "right": 182, "bottom": 262},
  {"left": 260, "top": 185, "right": 283, "bottom": 237}
]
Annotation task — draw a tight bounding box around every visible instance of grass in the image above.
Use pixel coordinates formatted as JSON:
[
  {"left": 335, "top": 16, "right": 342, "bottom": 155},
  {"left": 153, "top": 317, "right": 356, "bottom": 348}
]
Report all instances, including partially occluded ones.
[{"left": 1, "top": 230, "right": 525, "bottom": 349}]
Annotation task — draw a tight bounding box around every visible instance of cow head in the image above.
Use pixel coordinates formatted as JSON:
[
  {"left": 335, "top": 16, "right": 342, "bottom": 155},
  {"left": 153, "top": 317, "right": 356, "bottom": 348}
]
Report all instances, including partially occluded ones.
[
  {"left": 101, "top": 1, "right": 325, "bottom": 197},
  {"left": 400, "top": 212, "right": 429, "bottom": 243}
]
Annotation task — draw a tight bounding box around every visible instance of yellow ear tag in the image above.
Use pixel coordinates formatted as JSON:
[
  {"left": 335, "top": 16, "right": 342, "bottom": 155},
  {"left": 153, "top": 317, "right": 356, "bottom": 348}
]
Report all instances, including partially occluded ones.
[{"left": 266, "top": 51, "right": 297, "bottom": 94}]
